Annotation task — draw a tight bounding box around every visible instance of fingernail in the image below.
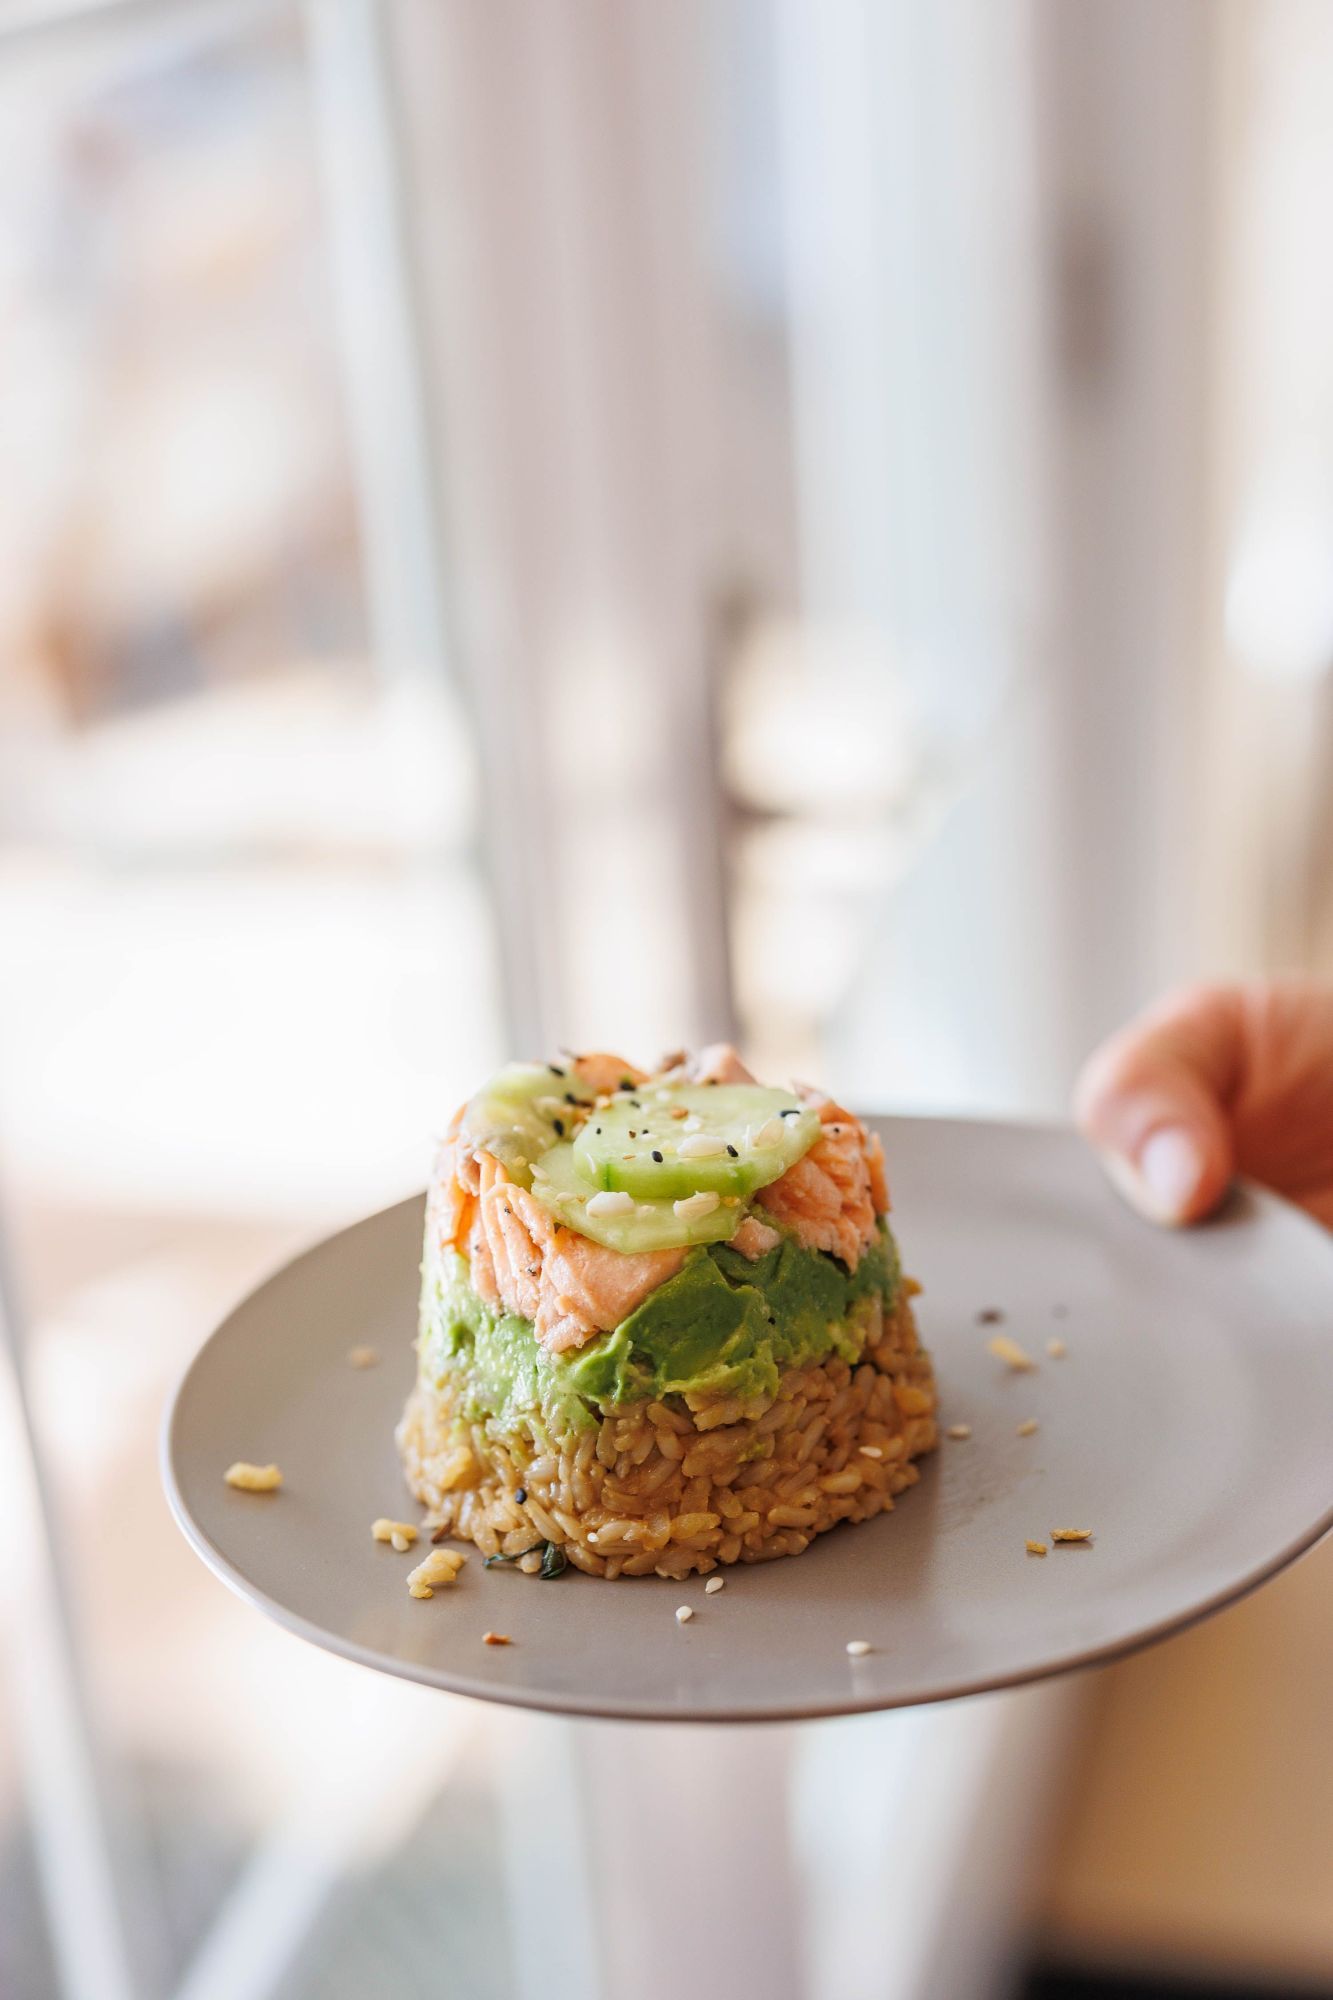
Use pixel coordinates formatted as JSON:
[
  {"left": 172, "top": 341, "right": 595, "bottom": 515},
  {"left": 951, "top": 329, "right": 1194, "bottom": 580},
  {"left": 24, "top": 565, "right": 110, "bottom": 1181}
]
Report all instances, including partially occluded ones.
[{"left": 1105, "top": 1125, "right": 1204, "bottom": 1224}]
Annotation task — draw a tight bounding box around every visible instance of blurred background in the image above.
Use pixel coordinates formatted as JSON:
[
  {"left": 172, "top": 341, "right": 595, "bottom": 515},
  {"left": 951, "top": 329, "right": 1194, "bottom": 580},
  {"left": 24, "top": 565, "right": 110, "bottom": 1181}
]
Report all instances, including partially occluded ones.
[{"left": 2, "top": 1, "right": 1332, "bottom": 1996}]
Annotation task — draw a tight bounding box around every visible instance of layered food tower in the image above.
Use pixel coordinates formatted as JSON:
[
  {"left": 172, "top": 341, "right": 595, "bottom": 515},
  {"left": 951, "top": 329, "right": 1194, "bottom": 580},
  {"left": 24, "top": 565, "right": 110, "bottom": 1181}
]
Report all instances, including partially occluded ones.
[{"left": 398, "top": 1046, "right": 936, "bottom": 1580}]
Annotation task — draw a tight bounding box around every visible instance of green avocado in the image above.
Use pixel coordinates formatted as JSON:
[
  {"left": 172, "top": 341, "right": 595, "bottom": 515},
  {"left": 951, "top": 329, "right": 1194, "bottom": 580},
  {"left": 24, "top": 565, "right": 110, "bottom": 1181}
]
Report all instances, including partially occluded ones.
[{"left": 418, "top": 1221, "right": 899, "bottom": 1438}]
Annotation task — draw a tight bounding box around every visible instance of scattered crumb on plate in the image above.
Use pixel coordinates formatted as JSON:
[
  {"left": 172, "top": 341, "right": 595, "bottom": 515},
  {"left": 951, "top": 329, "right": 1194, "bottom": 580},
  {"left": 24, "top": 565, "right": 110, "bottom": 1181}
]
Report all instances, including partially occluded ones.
[
  {"left": 1026, "top": 1539, "right": 1048, "bottom": 1556},
  {"left": 705, "top": 1576, "right": 724, "bottom": 1594},
  {"left": 976, "top": 1307, "right": 1004, "bottom": 1325},
  {"left": 224, "top": 1462, "right": 282, "bottom": 1493},
  {"left": 1016, "top": 1418, "right": 1039, "bottom": 1437},
  {"left": 407, "top": 1548, "right": 468, "bottom": 1597},
  {"left": 1046, "top": 1337, "right": 1067, "bottom": 1359},
  {"left": 945, "top": 1423, "right": 972, "bottom": 1441},
  {"left": 1052, "top": 1527, "right": 1093, "bottom": 1544},
  {"left": 845, "top": 1639, "right": 871, "bottom": 1657},
  {"left": 987, "top": 1334, "right": 1037, "bottom": 1372},
  {"left": 372, "top": 1518, "right": 419, "bottom": 1552},
  {"left": 347, "top": 1345, "right": 380, "bottom": 1369},
  {"left": 483, "top": 1631, "right": 512, "bottom": 1646}
]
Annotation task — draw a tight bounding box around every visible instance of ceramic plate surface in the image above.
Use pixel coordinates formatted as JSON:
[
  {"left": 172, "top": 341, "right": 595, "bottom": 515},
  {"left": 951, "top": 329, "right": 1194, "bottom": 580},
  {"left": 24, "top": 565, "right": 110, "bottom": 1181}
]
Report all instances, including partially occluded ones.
[{"left": 163, "top": 1117, "right": 1333, "bottom": 1722}]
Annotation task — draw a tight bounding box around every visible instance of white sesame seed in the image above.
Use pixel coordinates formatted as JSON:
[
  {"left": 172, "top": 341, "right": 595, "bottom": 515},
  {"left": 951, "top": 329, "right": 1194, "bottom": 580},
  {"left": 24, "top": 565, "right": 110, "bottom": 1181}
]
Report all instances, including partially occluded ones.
[
  {"left": 753, "top": 1115, "right": 786, "bottom": 1148},
  {"left": 945, "top": 1423, "right": 972, "bottom": 1441},
  {"left": 683, "top": 1114, "right": 703, "bottom": 1132},
  {"left": 678, "top": 1132, "right": 727, "bottom": 1159},
  {"left": 675, "top": 1604, "right": 694, "bottom": 1623},
  {"left": 846, "top": 1639, "right": 871, "bottom": 1657},
  {"left": 705, "top": 1576, "right": 724, "bottom": 1594},
  {"left": 858, "top": 1444, "right": 883, "bottom": 1459},
  {"left": 673, "top": 1190, "right": 721, "bottom": 1220},
  {"left": 586, "top": 1190, "right": 635, "bottom": 1217},
  {"left": 655, "top": 1088, "right": 672, "bottom": 1102}
]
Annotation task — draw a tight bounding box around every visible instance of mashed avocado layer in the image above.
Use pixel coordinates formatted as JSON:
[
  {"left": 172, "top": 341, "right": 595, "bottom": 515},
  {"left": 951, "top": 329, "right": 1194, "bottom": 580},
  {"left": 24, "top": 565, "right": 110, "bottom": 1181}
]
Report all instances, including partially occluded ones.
[{"left": 418, "top": 1224, "right": 899, "bottom": 1435}]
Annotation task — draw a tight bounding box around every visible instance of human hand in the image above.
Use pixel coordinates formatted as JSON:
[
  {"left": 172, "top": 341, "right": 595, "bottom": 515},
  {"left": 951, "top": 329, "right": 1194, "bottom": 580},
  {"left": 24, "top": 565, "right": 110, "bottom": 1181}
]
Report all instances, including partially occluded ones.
[{"left": 1074, "top": 978, "right": 1333, "bottom": 1229}]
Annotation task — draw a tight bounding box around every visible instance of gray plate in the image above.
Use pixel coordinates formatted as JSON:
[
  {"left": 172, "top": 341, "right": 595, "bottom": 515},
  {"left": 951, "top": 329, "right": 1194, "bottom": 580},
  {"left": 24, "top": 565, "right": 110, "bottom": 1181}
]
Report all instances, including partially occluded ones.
[{"left": 162, "top": 1117, "right": 1333, "bottom": 1723}]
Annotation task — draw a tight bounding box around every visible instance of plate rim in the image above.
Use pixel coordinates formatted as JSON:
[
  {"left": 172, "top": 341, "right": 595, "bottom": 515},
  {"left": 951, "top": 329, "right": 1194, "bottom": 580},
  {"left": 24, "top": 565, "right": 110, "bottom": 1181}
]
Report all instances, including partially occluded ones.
[{"left": 161, "top": 1116, "right": 1333, "bottom": 1723}]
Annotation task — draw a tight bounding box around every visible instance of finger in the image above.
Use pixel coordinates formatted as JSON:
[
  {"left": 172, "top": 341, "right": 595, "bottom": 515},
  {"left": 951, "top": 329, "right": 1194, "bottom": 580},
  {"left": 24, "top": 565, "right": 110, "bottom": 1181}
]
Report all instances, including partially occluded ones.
[{"left": 1074, "top": 985, "right": 1243, "bottom": 1224}]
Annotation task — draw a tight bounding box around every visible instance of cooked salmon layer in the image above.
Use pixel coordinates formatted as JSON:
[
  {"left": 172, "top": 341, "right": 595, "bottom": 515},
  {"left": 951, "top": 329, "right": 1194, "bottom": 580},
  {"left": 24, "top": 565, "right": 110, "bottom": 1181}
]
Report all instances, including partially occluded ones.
[{"left": 429, "top": 1045, "right": 889, "bottom": 1356}]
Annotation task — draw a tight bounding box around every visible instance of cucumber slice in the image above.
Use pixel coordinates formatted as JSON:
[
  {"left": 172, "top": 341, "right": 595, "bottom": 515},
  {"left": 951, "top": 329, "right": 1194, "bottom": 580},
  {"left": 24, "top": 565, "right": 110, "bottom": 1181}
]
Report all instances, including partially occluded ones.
[
  {"left": 529, "top": 1141, "right": 740, "bottom": 1252},
  {"left": 461, "top": 1061, "right": 596, "bottom": 1186},
  {"left": 572, "top": 1083, "right": 819, "bottom": 1199}
]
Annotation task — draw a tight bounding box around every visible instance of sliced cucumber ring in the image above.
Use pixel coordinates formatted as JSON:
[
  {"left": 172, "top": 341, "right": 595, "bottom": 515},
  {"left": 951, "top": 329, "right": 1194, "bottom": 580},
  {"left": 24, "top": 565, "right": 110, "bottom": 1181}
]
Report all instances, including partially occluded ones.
[
  {"left": 461, "top": 1061, "right": 595, "bottom": 1185},
  {"left": 529, "top": 1141, "right": 741, "bottom": 1253},
  {"left": 572, "top": 1083, "right": 819, "bottom": 1199}
]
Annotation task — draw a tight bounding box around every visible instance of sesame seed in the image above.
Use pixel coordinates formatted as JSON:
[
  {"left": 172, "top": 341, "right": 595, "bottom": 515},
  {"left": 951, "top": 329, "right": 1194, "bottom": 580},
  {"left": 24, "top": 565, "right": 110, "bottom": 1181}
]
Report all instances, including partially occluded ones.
[
  {"left": 1016, "top": 1418, "right": 1039, "bottom": 1437},
  {"left": 515, "top": 1487, "right": 527, "bottom": 1504},
  {"left": 549, "top": 1064, "right": 566, "bottom": 1077},
  {"left": 845, "top": 1639, "right": 871, "bottom": 1657},
  {"left": 674, "top": 1190, "right": 721, "bottom": 1220},
  {"left": 678, "top": 1132, "right": 727, "bottom": 1159},
  {"left": 553, "top": 1118, "right": 565, "bottom": 1137},
  {"left": 779, "top": 1108, "right": 799, "bottom": 1118},
  {"left": 726, "top": 1144, "right": 738, "bottom": 1158},
  {"left": 675, "top": 1604, "right": 694, "bottom": 1623},
  {"left": 946, "top": 1423, "right": 972, "bottom": 1441},
  {"left": 753, "top": 1115, "right": 786, "bottom": 1148},
  {"left": 651, "top": 1149, "right": 663, "bottom": 1162},
  {"left": 587, "top": 1190, "right": 635, "bottom": 1217},
  {"left": 858, "top": 1445, "right": 883, "bottom": 1459},
  {"left": 564, "top": 1091, "right": 578, "bottom": 1105},
  {"left": 347, "top": 1345, "right": 379, "bottom": 1368},
  {"left": 705, "top": 1577, "right": 725, "bottom": 1594},
  {"left": 977, "top": 1307, "right": 1004, "bottom": 1324}
]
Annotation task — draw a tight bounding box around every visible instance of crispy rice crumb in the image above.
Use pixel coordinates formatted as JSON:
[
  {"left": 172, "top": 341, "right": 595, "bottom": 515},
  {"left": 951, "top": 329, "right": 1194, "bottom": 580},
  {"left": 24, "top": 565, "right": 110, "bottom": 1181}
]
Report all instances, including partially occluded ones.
[
  {"left": 483, "top": 1631, "right": 512, "bottom": 1646},
  {"left": 846, "top": 1639, "right": 871, "bottom": 1657},
  {"left": 1046, "top": 1337, "right": 1068, "bottom": 1359},
  {"left": 1052, "top": 1528, "right": 1093, "bottom": 1544},
  {"left": 1026, "top": 1539, "right": 1048, "bottom": 1556},
  {"left": 987, "top": 1334, "right": 1037, "bottom": 1372},
  {"left": 348, "top": 1345, "right": 380, "bottom": 1368},
  {"left": 372, "top": 1518, "right": 419, "bottom": 1552},
  {"left": 675, "top": 1605, "right": 694, "bottom": 1624},
  {"left": 224, "top": 1462, "right": 282, "bottom": 1493},
  {"left": 945, "top": 1423, "right": 972, "bottom": 1441},
  {"left": 1016, "top": 1418, "right": 1039, "bottom": 1437},
  {"left": 904, "top": 1276, "right": 923, "bottom": 1298},
  {"left": 893, "top": 1383, "right": 933, "bottom": 1416},
  {"left": 407, "top": 1548, "right": 468, "bottom": 1597},
  {"left": 705, "top": 1577, "right": 725, "bottom": 1595}
]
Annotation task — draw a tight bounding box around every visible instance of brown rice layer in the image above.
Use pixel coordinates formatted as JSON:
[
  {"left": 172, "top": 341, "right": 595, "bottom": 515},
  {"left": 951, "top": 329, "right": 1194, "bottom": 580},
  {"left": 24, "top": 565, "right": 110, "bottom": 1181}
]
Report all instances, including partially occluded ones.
[{"left": 396, "top": 1287, "right": 936, "bottom": 1580}]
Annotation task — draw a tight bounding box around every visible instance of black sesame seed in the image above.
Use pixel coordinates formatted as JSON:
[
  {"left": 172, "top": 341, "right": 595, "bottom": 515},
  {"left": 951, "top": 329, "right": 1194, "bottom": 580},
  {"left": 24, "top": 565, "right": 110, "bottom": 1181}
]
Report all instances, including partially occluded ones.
[
  {"left": 549, "top": 1064, "right": 566, "bottom": 1077},
  {"left": 595, "top": 1125, "right": 602, "bottom": 1135},
  {"left": 553, "top": 1118, "right": 565, "bottom": 1137},
  {"left": 629, "top": 1098, "right": 642, "bottom": 1109},
  {"left": 564, "top": 1091, "right": 578, "bottom": 1105},
  {"left": 651, "top": 1149, "right": 663, "bottom": 1163},
  {"left": 779, "top": 1108, "right": 799, "bottom": 1118},
  {"left": 515, "top": 1487, "right": 527, "bottom": 1504},
  {"left": 620, "top": 1077, "right": 635, "bottom": 1090},
  {"left": 726, "top": 1144, "right": 738, "bottom": 1157}
]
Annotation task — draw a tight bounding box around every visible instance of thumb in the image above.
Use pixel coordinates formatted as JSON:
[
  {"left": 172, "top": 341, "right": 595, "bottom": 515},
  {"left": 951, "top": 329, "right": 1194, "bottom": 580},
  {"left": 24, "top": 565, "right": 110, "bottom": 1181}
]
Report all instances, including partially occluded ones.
[{"left": 1074, "top": 985, "right": 1241, "bottom": 1224}]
